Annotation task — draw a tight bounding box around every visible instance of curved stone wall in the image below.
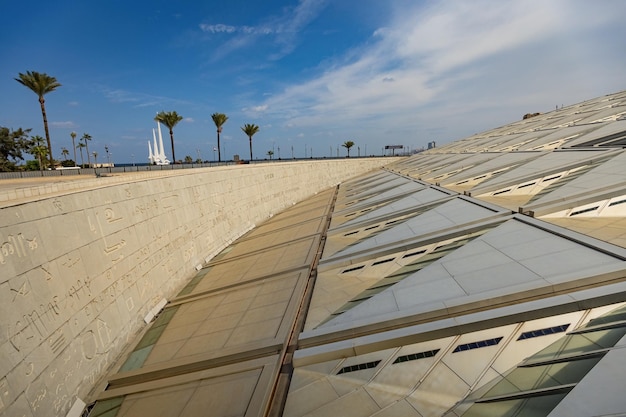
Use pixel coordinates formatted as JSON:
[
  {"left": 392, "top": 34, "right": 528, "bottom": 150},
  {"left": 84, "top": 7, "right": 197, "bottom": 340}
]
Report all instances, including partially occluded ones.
[{"left": 0, "top": 159, "right": 394, "bottom": 417}]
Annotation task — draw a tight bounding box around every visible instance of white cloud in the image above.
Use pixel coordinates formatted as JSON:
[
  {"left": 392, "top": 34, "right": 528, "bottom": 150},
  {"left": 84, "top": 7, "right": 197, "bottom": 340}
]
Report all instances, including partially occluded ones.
[
  {"left": 201, "top": 0, "right": 328, "bottom": 61},
  {"left": 253, "top": 0, "right": 626, "bottom": 144},
  {"left": 51, "top": 121, "right": 77, "bottom": 129},
  {"left": 99, "top": 86, "right": 191, "bottom": 109},
  {"left": 199, "top": 23, "right": 237, "bottom": 33}
]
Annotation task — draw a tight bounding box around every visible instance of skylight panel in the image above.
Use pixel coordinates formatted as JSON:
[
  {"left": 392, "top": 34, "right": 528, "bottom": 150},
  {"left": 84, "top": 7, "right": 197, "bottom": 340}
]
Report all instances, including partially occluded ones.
[
  {"left": 393, "top": 349, "right": 440, "bottom": 364},
  {"left": 452, "top": 337, "right": 503, "bottom": 353},
  {"left": 517, "top": 324, "right": 570, "bottom": 340},
  {"left": 337, "top": 360, "right": 381, "bottom": 374}
]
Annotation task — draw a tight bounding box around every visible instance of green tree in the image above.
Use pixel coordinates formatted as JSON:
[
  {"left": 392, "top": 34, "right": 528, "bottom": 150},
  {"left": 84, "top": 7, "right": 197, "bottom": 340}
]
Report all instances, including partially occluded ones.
[
  {"left": 81, "top": 133, "right": 93, "bottom": 167},
  {"left": 267, "top": 150, "right": 274, "bottom": 160},
  {"left": 155, "top": 111, "right": 183, "bottom": 163},
  {"left": 241, "top": 123, "right": 260, "bottom": 161},
  {"left": 76, "top": 141, "right": 86, "bottom": 167},
  {"left": 211, "top": 113, "right": 228, "bottom": 162},
  {"left": 184, "top": 155, "right": 193, "bottom": 164},
  {"left": 0, "top": 126, "right": 31, "bottom": 171},
  {"left": 342, "top": 140, "right": 355, "bottom": 157},
  {"left": 30, "top": 135, "right": 48, "bottom": 171},
  {"left": 24, "top": 160, "right": 40, "bottom": 171},
  {"left": 61, "top": 147, "right": 69, "bottom": 160},
  {"left": 15, "top": 71, "right": 61, "bottom": 169}
]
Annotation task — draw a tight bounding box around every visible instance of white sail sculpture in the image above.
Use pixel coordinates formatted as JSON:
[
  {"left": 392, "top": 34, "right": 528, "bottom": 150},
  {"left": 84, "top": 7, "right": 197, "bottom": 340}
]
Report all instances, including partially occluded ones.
[{"left": 148, "top": 122, "right": 170, "bottom": 165}]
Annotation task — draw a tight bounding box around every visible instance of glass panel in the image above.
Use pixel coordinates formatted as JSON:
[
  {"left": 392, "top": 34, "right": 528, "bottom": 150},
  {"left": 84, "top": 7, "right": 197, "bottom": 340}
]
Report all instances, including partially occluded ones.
[
  {"left": 482, "top": 356, "right": 600, "bottom": 398},
  {"left": 119, "top": 345, "right": 154, "bottom": 372},
  {"left": 530, "top": 328, "right": 626, "bottom": 362},
  {"left": 88, "top": 396, "right": 124, "bottom": 417},
  {"left": 462, "top": 392, "right": 568, "bottom": 417},
  {"left": 585, "top": 305, "right": 626, "bottom": 327}
]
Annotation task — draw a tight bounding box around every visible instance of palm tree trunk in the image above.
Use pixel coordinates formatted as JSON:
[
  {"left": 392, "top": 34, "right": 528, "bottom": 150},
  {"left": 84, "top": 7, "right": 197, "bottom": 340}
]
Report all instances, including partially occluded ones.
[
  {"left": 169, "top": 128, "right": 176, "bottom": 163},
  {"left": 72, "top": 138, "right": 77, "bottom": 166},
  {"left": 40, "top": 97, "right": 54, "bottom": 169},
  {"left": 86, "top": 142, "right": 91, "bottom": 167},
  {"left": 217, "top": 129, "right": 222, "bottom": 162},
  {"left": 249, "top": 137, "right": 253, "bottom": 161}
]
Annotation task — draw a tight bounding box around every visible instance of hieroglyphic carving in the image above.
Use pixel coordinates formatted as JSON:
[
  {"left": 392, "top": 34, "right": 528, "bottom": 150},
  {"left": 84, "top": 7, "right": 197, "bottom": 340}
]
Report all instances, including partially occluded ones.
[
  {"left": 9, "top": 278, "right": 31, "bottom": 302},
  {"left": 28, "top": 386, "right": 47, "bottom": 413},
  {"left": 8, "top": 298, "right": 61, "bottom": 353},
  {"left": 52, "top": 198, "right": 63, "bottom": 211},
  {"left": 0, "top": 233, "right": 38, "bottom": 265},
  {"left": 48, "top": 332, "right": 66, "bottom": 355},
  {"left": 103, "top": 208, "right": 122, "bottom": 224},
  {"left": 61, "top": 254, "right": 80, "bottom": 269},
  {"left": 80, "top": 330, "right": 97, "bottom": 360},
  {"left": 86, "top": 207, "right": 127, "bottom": 263},
  {"left": 134, "top": 198, "right": 159, "bottom": 216},
  {"left": 103, "top": 240, "right": 126, "bottom": 256},
  {"left": 0, "top": 378, "right": 8, "bottom": 410},
  {"left": 161, "top": 194, "right": 178, "bottom": 210},
  {"left": 65, "top": 278, "right": 92, "bottom": 310}
]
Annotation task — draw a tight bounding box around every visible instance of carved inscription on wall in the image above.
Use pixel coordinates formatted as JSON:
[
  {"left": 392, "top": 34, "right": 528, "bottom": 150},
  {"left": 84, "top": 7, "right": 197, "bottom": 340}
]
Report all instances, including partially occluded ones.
[{"left": 0, "top": 233, "right": 38, "bottom": 265}]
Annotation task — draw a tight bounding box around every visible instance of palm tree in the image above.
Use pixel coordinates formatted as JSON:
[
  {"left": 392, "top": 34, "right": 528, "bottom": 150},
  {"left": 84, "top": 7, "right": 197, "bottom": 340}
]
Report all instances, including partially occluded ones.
[
  {"left": 267, "top": 150, "right": 274, "bottom": 160},
  {"left": 81, "top": 133, "right": 92, "bottom": 167},
  {"left": 61, "top": 147, "right": 69, "bottom": 160},
  {"left": 31, "top": 135, "right": 48, "bottom": 171},
  {"left": 342, "top": 140, "right": 355, "bottom": 157},
  {"left": 15, "top": 71, "right": 61, "bottom": 169},
  {"left": 70, "top": 131, "right": 77, "bottom": 165},
  {"left": 155, "top": 111, "right": 183, "bottom": 163},
  {"left": 76, "top": 141, "right": 86, "bottom": 167},
  {"left": 211, "top": 113, "right": 228, "bottom": 162},
  {"left": 241, "top": 123, "right": 260, "bottom": 161}
]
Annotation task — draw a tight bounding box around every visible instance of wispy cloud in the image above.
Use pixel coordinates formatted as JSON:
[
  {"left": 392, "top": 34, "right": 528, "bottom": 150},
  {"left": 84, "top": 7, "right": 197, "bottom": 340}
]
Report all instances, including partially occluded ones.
[
  {"left": 199, "top": 23, "right": 238, "bottom": 34},
  {"left": 200, "top": 0, "right": 328, "bottom": 61},
  {"left": 51, "top": 121, "right": 77, "bottom": 129},
  {"left": 252, "top": 0, "right": 626, "bottom": 142},
  {"left": 98, "top": 86, "right": 190, "bottom": 109}
]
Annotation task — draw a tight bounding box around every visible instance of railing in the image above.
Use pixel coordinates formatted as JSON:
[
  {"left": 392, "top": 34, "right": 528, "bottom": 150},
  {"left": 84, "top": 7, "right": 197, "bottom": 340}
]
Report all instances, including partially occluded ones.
[{"left": 0, "top": 155, "right": 405, "bottom": 181}]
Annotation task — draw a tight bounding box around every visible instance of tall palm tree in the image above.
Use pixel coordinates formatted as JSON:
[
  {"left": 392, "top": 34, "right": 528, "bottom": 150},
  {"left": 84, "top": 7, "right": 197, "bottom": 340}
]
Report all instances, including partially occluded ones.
[
  {"left": 241, "top": 123, "right": 260, "bottom": 161},
  {"left": 76, "top": 141, "right": 86, "bottom": 167},
  {"left": 211, "top": 113, "right": 228, "bottom": 162},
  {"left": 61, "top": 147, "right": 69, "bottom": 160},
  {"left": 342, "top": 140, "right": 355, "bottom": 157},
  {"left": 81, "top": 133, "right": 92, "bottom": 167},
  {"left": 70, "top": 131, "right": 77, "bottom": 166},
  {"left": 15, "top": 71, "right": 61, "bottom": 169},
  {"left": 155, "top": 111, "right": 183, "bottom": 163}
]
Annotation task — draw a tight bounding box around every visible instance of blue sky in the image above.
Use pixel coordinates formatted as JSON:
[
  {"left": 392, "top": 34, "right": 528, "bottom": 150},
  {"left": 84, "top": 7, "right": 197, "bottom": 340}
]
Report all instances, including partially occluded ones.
[{"left": 1, "top": 0, "right": 625, "bottom": 163}]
